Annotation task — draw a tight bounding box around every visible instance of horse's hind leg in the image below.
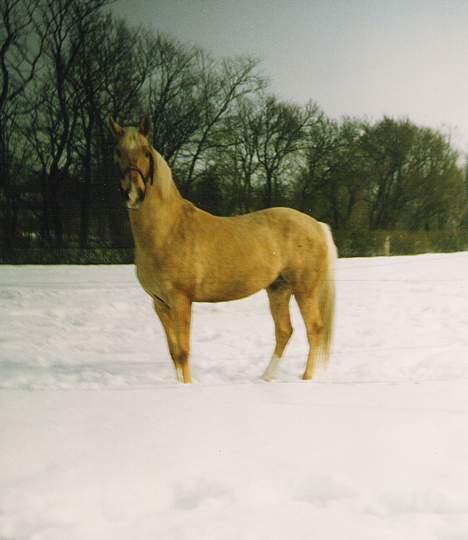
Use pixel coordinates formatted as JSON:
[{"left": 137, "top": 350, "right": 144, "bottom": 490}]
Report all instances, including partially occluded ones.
[
  {"left": 263, "top": 285, "right": 293, "bottom": 381},
  {"left": 295, "top": 290, "right": 322, "bottom": 380}
]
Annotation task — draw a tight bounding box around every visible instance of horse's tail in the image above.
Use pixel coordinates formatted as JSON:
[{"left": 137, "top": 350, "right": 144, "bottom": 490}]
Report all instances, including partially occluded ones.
[{"left": 318, "top": 222, "right": 337, "bottom": 367}]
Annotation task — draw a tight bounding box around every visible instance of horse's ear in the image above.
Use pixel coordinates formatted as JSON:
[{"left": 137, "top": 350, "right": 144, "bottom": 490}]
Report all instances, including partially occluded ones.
[
  {"left": 107, "top": 116, "right": 124, "bottom": 139},
  {"left": 139, "top": 114, "right": 152, "bottom": 138}
]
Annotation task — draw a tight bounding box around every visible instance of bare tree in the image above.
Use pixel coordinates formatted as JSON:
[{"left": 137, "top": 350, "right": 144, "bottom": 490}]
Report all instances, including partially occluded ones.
[
  {"left": 27, "top": 0, "right": 111, "bottom": 246},
  {"left": 72, "top": 13, "right": 145, "bottom": 248},
  {"left": 144, "top": 33, "right": 203, "bottom": 163},
  {"left": 157, "top": 54, "right": 264, "bottom": 197},
  {"left": 300, "top": 117, "right": 370, "bottom": 228},
  {"left": 253, "top": 96, "right": 315, "bottom": 207},
  {"left": 220, "top": 98, "right": 261, "bottom": 213},
  {"left": 187, "top": 56, "right": 264, "bottom": 197},
  {"left": 0, "top": 0, "right": 44, "bottom": 113},
  {"left": 0, "top": 0, "right": 44, "bottom": 247}
]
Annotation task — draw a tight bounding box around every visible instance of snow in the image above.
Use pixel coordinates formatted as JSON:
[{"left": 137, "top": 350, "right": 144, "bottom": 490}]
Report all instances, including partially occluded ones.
[{"left": 1, "top": 253, "right": 468, "bottom": 539}]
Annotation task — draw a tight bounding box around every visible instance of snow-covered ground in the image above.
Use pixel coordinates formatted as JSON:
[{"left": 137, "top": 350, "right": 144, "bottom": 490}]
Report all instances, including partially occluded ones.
[{"left": 1, "top": 253, "right": 468, "bottom": 539}]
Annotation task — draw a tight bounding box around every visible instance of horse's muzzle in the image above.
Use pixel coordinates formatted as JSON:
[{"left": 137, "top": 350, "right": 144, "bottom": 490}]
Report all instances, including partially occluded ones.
[
  {"left": 120, "top": 165, "right": 151, "bottom": 209},
  {"left": 120, "top": 184, "right": 145, "bottom": 209}
]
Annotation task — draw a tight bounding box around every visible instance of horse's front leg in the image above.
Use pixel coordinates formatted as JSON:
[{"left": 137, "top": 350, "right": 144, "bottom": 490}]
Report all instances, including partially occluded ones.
[{"left": 153, "top": 294, "right": 193, "bottom": 383}]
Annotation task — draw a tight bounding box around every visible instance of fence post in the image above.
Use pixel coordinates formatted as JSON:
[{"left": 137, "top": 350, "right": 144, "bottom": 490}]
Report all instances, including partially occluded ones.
[{"left": 384, "top": 234, "right": 391, "bottom": 256}]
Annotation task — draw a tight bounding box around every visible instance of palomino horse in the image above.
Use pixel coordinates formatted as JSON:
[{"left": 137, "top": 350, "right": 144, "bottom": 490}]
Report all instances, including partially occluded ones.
[{"left": 108, "top": 116, "right": 337, "bottom": 383}]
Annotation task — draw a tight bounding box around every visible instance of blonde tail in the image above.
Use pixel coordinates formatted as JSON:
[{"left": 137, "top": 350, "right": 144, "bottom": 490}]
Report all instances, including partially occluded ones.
[{"left": 318, "top": 222, "right": 337, "bottom": 367}]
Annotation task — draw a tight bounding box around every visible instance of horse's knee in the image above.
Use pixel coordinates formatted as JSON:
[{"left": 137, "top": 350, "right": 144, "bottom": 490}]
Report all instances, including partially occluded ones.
[
  {"left": 312, "top": 319, "right": 323, "bottom": 334},
  {"left": 175, "top": 342, "right": 189, "bottom": 364},
  {"left": 273, "top": 323, "right": 293, "bottom": 359},
  {"left": 277, "top": 324, "right": 293, "bottom": 344}
]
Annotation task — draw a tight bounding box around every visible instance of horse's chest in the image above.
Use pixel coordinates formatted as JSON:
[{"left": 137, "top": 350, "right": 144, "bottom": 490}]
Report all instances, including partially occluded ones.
[
  {"left": 134, "top": 256, "right": 164, "bottom": 294},
  {"left": 135, "top": 254, "right": 194, "bottom": 299}
]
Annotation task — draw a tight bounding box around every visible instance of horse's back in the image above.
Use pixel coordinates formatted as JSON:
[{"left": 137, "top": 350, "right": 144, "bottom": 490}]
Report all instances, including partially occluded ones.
[
  {"left": 247, "top": 207, "right": 327, "bottom": 259},
  {"left": 227, "top": 206, "right": 323, "bottom": 240},
  {"left": 209, "top": 206, "right": 329, "bottom": 288}
]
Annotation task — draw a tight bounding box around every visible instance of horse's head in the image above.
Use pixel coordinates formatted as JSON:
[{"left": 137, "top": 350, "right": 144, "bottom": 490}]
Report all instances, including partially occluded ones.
[{"left": 108, "top": 115, "right": 154, "bottom": 210}]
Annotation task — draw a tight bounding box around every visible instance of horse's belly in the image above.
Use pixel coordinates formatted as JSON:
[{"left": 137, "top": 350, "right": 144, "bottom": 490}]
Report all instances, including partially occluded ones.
[
  {"left": 194, "top": 267, "right": 277, "bottom": 302},
  {"left": 193, "top": 285, "right": 261, "bottom": 303}
]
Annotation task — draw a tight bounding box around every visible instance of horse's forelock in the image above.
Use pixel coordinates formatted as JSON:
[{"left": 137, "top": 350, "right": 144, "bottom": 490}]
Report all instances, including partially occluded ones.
[{"left": 121, "top": 128, "right": 144, "bottom": 152}]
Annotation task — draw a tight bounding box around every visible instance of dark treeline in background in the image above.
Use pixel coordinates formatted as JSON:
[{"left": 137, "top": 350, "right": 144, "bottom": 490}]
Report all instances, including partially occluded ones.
[{"left": 1, "top": 0, "right": 467, "bottom": 263}]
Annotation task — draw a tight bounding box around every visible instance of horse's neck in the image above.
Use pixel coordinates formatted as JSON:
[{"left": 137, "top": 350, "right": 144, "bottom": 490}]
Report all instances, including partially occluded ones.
[
  {"left": 129, "top": 151, "right": 185, "bottom": 252},
  {"left": 152, "top": 150, "right": 180, "bottom": 201}
]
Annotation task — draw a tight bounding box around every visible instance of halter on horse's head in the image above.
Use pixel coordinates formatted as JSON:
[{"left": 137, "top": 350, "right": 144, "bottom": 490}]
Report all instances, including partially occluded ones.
[{"left": 108, "top": 115, "right": 154, "bottom": 209}]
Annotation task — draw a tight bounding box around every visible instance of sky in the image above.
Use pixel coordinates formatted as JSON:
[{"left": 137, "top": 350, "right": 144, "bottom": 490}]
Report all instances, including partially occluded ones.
[{"left": 112, "top": 0, "right": 468, "bottom": 153}]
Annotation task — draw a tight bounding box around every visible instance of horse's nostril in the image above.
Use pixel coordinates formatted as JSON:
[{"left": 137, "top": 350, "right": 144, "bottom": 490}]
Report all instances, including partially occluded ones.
[{"left": 120, "top": 185, "right": 128, "bottom": 201}]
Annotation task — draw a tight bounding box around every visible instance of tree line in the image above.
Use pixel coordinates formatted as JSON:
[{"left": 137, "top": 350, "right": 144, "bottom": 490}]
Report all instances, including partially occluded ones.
[{"left": 1, "top": 0, "right": 466, "bottom": 260}]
